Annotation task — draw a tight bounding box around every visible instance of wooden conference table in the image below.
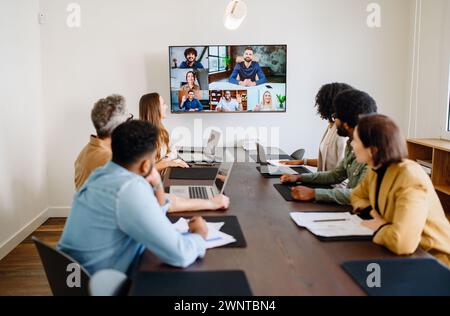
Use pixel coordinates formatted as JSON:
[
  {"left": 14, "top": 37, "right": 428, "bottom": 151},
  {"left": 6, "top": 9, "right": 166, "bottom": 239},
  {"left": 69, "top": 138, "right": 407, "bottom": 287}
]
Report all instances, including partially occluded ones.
[{"left": 136, "top": 147, "right": 430, "bottom": 296}]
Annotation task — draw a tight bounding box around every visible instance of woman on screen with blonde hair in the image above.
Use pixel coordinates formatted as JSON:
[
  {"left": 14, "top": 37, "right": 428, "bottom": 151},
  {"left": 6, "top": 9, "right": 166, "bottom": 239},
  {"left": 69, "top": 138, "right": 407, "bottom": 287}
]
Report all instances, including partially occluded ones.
[{"left": 253, "top": 91, "right": 275, "bottom": 112}]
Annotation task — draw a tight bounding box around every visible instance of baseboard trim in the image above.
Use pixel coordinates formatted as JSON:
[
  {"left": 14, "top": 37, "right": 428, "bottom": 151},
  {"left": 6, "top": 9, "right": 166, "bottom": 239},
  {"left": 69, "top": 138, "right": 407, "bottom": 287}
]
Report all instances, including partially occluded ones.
[
  {"left": 47, "top": 207, "right": 70, "bottom": 218},
  {"left": 0, "top": 207, "right": 71, "bottom": 261},
  {"left": 0, "top": 208, "right": 49, "bottom": 260}
]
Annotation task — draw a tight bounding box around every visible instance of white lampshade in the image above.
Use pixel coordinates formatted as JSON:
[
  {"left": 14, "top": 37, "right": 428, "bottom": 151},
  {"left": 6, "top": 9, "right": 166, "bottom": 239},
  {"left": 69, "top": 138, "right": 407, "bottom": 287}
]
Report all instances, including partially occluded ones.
[{"left": 224, "top": 0, "right": 248, "bottom": 30}]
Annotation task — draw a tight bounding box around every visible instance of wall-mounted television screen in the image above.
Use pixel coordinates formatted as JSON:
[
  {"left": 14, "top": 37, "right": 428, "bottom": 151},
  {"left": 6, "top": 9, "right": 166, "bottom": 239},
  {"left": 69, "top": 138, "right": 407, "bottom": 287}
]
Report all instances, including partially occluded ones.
[{"left": 169, "top": 45, "right": 287, "bottom": 113}]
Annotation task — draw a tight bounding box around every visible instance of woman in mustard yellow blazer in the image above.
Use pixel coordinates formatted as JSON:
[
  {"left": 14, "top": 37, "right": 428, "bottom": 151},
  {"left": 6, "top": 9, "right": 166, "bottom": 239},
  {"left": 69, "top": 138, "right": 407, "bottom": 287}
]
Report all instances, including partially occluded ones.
[{"left": 351, "top": 114, "right": 450, "bottom": 267}]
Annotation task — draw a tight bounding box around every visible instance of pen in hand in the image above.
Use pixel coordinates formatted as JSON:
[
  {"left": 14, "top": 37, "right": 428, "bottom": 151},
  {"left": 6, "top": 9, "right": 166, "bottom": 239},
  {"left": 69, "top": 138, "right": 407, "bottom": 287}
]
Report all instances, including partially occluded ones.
[{"left": 188, "top": 216, "right": 208, "bottom": 239}]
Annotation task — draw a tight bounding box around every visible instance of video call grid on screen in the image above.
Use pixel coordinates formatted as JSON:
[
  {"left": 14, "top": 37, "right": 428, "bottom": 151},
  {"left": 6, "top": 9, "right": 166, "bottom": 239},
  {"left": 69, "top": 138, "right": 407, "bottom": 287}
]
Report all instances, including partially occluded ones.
[{"left": 169, "top": 45, "right": 287, "bottom": 114}]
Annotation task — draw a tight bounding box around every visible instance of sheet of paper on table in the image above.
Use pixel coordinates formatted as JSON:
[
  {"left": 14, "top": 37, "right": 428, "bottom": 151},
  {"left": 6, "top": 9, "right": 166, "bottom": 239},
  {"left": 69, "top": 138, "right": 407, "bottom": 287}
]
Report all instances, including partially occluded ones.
[
  {"left": 173, "top": 218, "right": 236, "bottom": 249},
  {"left": 290, "top": 212, "right": 374, "bottom": 238},
  {"left": 268, "top": 159, "right": 304, "bottom": 168}
]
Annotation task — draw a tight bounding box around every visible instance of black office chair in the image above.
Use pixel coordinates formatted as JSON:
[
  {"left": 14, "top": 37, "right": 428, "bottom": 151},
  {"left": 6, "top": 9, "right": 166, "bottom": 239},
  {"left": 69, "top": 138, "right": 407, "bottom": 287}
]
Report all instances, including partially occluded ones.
[
  {"left": 291, "top": 149, "right": 306, "bottom": 160},
  {"left": 32, "top": 236, "right": 91, "bottom": 296}
]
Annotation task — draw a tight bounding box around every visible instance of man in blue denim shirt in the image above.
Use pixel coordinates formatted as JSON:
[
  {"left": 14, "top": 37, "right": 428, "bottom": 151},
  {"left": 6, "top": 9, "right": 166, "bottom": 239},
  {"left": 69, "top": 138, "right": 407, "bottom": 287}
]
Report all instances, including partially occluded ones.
[{"left": 58, "top": 121, "right": 208, "bottom": 275}]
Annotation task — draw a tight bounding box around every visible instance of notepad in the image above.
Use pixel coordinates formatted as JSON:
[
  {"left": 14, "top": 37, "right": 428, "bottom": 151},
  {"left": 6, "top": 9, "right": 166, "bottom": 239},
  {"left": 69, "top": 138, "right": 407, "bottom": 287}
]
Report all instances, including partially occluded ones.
[
  {"left": 290, "top": 212, "right": 374, "bottom": 241},
  {"left": 173, "top": 218, "right": 236, "bottom": 249}
]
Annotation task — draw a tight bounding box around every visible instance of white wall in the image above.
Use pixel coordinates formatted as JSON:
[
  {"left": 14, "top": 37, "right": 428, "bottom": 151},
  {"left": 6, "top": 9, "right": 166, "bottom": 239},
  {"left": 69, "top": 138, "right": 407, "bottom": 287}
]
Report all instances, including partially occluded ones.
[
  {"left": 408, "top": 0, "right": 450, "bottom": 139},
  {"left": 39, "top": 0, "right": 416, "bottom": 208},
  {"left": 0, "top": 0, "right": 446, "bottom": 260},
  {"left": 0, "top": 0, "right": 48, "bottom": 258}
]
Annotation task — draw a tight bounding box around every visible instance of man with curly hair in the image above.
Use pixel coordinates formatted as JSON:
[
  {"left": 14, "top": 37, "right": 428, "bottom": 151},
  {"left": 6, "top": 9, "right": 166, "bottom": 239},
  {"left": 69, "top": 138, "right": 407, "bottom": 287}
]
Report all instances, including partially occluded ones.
[
  {"left": 280, "top": 89, "right": 378, "bottom": 205},
  {"left": 179, "top": 47, "right": 204, "bottom": 69}
]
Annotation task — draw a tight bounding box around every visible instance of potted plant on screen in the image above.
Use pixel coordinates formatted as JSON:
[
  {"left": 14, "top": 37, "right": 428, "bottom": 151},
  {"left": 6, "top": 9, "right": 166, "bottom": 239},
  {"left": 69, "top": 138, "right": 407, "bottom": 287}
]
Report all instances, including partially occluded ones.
[
  {"left": 276, "top": 94, "right": 286, "bottom": 109},
  {"left": 224, "top": 56, "right": 232, "bottom": 71}
]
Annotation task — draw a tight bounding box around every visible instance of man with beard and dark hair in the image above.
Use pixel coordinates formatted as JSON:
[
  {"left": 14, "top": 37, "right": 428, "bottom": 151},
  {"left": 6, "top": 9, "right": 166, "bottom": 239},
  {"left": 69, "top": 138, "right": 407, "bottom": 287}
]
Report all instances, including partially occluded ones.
[
  {"left": 180, "top": 47, "right": 204, "bottom": 69},
  {"left": 280, "top": 83, "right": 353, "bottom": 171},
  {"left": 59, "top": 121, "right": 208, "bottom": 274},
  {"left": 180, "top": 90, "right": 203, "bottom": 112},
  {"left": 229, "top": 47, "right": 267, "bottom": 86},
  {"left": 216, "top": 90, "right": 242, "bottom": 112},
  {"left": 280, "top": 89, "right": 378, "bottom": 205}
]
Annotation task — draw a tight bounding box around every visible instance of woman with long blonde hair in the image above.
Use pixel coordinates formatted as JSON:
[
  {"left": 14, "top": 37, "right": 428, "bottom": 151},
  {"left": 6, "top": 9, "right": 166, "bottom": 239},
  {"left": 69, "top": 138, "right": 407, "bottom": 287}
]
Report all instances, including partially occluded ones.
[
  {"left": 139, "top": 92, "right": 230, "bottom": 213},
  {"left": 139, "top": 93, "right": 188, "bottom": 171},
  {"left": 253, "top": 91, "right": 274, "bottom": 112}
]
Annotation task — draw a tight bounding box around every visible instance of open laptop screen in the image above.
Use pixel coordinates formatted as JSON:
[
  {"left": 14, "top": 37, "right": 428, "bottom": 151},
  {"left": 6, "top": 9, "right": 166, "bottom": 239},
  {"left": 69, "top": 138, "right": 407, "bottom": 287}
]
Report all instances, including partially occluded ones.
[
  {"left": 214, "top": 162, "right": 233, "bottom": 194},
  {"left": 256, "top": 143, "right": 268, "bottom": 164},
  {"left": 203, "top": 130, "right": 221, "bottom": 155}
]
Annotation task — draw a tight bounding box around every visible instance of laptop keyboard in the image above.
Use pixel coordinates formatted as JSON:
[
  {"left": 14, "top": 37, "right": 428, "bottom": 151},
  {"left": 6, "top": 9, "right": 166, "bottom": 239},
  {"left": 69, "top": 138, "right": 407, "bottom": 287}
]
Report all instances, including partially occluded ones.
[{"left": 189, "top": 186, "right": 209, "bottom": 200}]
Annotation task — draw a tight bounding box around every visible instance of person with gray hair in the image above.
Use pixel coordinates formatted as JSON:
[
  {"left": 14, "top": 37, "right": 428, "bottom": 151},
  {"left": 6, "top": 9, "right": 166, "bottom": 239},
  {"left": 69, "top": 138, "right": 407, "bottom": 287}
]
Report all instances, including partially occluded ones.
[{"left": 75, "top": 94, "right": 132, "bottom": 190}]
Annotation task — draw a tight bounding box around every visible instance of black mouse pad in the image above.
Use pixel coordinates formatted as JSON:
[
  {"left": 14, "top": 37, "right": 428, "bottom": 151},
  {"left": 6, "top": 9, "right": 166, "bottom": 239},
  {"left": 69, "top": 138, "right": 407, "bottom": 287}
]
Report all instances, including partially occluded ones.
[
  {"left": 170, "top": 167, "right": 218, "bottom": 180},
  {"left": 130, "top": 270, "right": 253, "bottom": 296},
  {"left": 342, "top": 258, "right": 450, "bottom": 296},
  {"left": 168, "top": 215, "right": 247, "bottom": 248},
  {"left": 273, "top": 183, "right": 333, "bottom": 201}
]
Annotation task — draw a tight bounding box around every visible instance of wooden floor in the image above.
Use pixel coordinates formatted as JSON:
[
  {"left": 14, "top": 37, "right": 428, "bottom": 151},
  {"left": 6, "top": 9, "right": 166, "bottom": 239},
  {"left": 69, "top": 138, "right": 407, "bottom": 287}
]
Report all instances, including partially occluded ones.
[
  {"left": 0, "top": 218, "right": 66, "bottom": 296},
  {"left": 0, "top": 212, "right": 448, "bottom": 296}
]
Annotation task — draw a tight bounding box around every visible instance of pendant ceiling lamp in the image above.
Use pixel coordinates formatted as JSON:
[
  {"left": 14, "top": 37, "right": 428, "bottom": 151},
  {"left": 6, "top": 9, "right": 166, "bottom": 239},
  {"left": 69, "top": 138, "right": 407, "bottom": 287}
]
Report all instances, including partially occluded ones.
[{"left": 224, "top": 0, "right": 248, "bottom": 30}]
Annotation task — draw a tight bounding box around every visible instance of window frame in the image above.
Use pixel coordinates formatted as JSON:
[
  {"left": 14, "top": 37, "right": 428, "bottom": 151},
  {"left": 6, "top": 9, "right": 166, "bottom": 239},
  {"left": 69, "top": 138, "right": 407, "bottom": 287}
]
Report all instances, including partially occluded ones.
[
  {"left": 441, "top": 49, "right": 450, "bottom": 140},
  {"left": 442, "top": 71, "right": 450, "bottom": 140},
  {"left": 208, "top": 45, "right": 228, "bottom": 74},
  {"left": 440, "top": 5, "right": 450, "bottom": 140}
]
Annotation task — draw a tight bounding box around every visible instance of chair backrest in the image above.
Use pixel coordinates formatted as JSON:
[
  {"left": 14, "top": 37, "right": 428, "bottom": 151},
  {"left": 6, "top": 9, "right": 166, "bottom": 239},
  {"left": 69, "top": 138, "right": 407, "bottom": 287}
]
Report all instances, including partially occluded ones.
[
  {"left": 32, "top": 236, "right": 91, "bottom": 296},
  {"left": 291, "top": 149, "right": 306, "bottom": 161},
  {"left": 89, "top": 269, "right": 129, "bottom": 296}
]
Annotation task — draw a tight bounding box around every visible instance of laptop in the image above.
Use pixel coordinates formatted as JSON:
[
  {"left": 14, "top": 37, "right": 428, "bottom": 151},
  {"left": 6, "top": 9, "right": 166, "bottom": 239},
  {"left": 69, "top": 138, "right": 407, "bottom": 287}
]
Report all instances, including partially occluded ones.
[
  {"left": 169, "top": 162, "right": 233, "bottom": 199},
  {"left": 178, "top": 130, "right": 221, "bottom": 162},
  {"left": 178, "top": 130, "right": 221, "bottom": 154},
  {"left": 257, "top": 143, "right": 298, "bottom": 176}
]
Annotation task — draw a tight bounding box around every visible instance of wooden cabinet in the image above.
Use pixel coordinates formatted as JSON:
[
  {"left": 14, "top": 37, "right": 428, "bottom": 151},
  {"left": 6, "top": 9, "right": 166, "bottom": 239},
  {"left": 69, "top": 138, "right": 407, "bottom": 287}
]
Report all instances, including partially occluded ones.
[{"left": 407, "top": 139, "right": 450, "bottom": 214}]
